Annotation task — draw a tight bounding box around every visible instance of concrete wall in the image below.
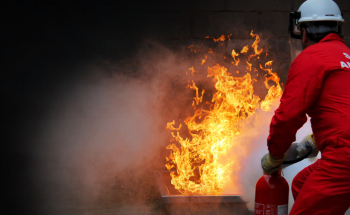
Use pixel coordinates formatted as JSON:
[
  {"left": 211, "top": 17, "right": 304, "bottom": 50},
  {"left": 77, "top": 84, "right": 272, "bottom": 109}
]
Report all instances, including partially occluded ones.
[
  {"left": 120, "top": 0, "right": 349, "bottom": 83},
  {"left": 63, "top": 0, "right": 350, "bottom": 83}
]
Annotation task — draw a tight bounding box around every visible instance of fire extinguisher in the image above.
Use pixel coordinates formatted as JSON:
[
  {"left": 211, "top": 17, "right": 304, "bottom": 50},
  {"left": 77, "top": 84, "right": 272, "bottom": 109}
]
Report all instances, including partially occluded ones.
[
  {"left": 254, "top": 143, "right": 312, "bottom": 215},
  {"left": 254, "top": 170, "right": 289, "bottom": 215}
]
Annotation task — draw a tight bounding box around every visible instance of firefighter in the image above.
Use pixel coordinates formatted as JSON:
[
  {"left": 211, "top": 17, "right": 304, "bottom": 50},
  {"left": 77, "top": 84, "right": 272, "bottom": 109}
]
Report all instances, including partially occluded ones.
[{"left": 261, "top": 0, "right": 350, "bottom": 214}]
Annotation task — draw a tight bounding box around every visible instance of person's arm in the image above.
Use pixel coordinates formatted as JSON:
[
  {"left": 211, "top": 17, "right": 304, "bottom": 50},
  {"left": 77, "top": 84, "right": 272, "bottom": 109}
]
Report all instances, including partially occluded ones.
[{"left": 267, "top": 49, "right": 327, "bottom": 157}]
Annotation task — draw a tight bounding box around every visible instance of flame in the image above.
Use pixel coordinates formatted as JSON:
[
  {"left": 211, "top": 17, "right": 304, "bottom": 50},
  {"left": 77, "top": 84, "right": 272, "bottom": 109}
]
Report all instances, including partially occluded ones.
[
  {"left": 241, "top": 45, "right": 249, "bottom": 53},
  {"left": 189, "top": 66, "right": 198, "bottom": 76},
  {"left": 250, "top": 30, "right": 256, "bottom": 37},
  {"left": 188, "top": 80, "right": 205, "bottom": 109},
  {"left": 231, "top": 50, "right": 240, "bottom": 66},
  {"left": 265, "top": 61, "right": 273, "bottom": 67},
  {"left": 206, "top": 35, "right": 231, "bottom": 43},
  {"left": 249, "top": 30, "right": 263, "bottom": 60},
  {"left": 213, "top": 35, "right": 226, "bottom": 42},
  {"left": 166, "top": 31, "right": 282, "bottom": 195},
  {"left": 260, "top": 63, "right": 283, "bottom": 111},
  {"left": 246, "top": 61, "right": 252, "bottom": 72},
  {"left": 201, "top": 56, "right": 208, "bottom": 65}
]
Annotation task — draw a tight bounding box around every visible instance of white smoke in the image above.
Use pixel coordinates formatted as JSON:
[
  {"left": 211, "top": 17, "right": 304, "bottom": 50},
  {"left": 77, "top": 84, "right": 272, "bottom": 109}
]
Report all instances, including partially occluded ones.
[
  {"left": 32, "top": 38, "right": 348, "bottom": 215},
  {"left": 35, "top": 72, "right": 168, "bottom": 213},
  {"left": 33, "top": 42, "right": 196, "bottom": 214},
  {"left": 222, "top": 101, "right": 317, "bottom": 212}
]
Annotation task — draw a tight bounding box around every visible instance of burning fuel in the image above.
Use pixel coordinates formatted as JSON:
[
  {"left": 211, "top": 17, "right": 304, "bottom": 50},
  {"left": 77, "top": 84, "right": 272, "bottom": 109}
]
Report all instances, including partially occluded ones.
[{"left": 165, "top": 31, "right": 283, "bottom": 195}]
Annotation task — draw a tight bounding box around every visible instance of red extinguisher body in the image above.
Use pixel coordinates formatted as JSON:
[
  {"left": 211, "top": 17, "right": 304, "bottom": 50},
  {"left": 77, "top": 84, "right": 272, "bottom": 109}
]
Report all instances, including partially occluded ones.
[{"left": 254, "top": 170, "right": 289, "bottom": 215}]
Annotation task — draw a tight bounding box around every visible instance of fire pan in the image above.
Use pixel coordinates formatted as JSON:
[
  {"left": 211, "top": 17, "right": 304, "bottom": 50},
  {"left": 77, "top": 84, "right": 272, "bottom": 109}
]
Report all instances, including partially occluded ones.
[{"left": 154, "top": 171, "right": 253, "bottom": 215}]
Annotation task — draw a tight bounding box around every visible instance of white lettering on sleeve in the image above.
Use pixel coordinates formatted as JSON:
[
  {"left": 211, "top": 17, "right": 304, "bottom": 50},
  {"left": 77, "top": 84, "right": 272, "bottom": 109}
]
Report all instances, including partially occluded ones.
[
  {"left": 347, "top": 62, "right": 350, "bottom": 67},
  {"left": 344, "top": 53, "right": 350, "bottom": 59},
  {"left": 341, "top": 61, "right": 350, "bottom": 68}
]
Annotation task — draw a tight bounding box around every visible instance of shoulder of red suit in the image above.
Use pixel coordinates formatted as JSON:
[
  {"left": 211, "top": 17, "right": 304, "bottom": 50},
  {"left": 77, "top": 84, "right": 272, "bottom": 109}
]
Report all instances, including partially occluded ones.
[{"left": 292, "top": 43, "right": 350, "bottom": 70}]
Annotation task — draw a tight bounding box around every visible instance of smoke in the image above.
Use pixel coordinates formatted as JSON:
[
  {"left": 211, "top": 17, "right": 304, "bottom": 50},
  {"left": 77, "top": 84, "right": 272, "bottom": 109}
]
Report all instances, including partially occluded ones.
[
  {"left": 31, "top": 36, "right": 310, "bottom": 214},
  {"left": 36, "top": 75, "right": 165, "bottom": 213},
  {"left": 32, "top": 41, "right": 199, "bottom": 214},
  {"left": 222, "top": 100, "right": 316, "bottom": 212}
]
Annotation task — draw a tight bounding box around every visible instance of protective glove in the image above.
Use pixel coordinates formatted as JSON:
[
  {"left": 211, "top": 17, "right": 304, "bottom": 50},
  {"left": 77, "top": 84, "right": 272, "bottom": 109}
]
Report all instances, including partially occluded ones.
[
  {"left": 296, "top": 134, "right": 319, "bottom": 159},
  {"left": 261, "top": 153, "right": 285, "bottom": 175}
]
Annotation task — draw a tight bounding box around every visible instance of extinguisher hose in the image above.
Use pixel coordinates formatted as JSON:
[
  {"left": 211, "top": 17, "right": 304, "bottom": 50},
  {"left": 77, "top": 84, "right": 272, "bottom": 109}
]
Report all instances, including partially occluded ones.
[{"left": 282, "top": 146, "right": 312, "bottom": 165}]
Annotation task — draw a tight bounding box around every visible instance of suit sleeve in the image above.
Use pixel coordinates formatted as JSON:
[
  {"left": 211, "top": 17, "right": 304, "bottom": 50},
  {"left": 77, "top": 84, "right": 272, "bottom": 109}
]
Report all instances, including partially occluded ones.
[{"left": 267, "top": 50, "right": 327, "bottom": 157}]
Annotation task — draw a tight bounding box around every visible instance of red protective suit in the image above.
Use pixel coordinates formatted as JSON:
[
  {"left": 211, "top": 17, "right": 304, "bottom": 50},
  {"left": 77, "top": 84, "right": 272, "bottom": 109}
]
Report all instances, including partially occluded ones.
[{"left": 267, "top": 33, "right": 350, "bottom": 214}]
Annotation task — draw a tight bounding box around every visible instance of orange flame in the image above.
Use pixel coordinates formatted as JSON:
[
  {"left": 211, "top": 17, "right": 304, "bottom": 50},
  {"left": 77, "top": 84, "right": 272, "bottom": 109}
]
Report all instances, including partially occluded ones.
[
  {"left": 246, "top": 61, "right": 252, "bottom": 72},
  {"left": 201, "top": 55, "right": 208, "bottom": 65},
  {"left": 188, "top": 80, "right": 205, "bottom": 108},
  {"left": 249, "top": 31, "right": 263, "bottom": 60},
  {"left": 260, "top": 63, "right": 283, "bottom": 111},
  {"left": 265, "top": 61, "right": 273, "bottom": 67},
  {"left": 213, "top": 35, "right": 226, "bottom": 42},
  {"left": 241, "top": 45, "right": 249, "bottom": 53},
  {"left": 231, "top": 50, "right": 240, "bottom": 66},
  {"left": 189, "top": 66, "right": 198, "bottom": 76},
  {"left": 166, "top": 31, "right": 282, "bottom": 195}
]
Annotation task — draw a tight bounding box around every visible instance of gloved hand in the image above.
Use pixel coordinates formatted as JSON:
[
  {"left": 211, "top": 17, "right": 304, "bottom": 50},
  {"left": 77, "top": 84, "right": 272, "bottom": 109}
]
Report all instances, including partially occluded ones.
[
  {"left": 261, "top": 153, "right": 285, "bottom": 175},
  {"left": 296, "top": 134, "right": 319, "bottom": 159}
]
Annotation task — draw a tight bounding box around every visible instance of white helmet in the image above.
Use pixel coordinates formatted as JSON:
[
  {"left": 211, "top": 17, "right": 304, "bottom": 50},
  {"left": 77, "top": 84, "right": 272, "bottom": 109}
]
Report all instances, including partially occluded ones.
[
  {"left": 289, "top": 0, "right": 344, "bottom": 39},
  {"left": 298, "top": 0, "right": 344, "bottom": 23}
]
